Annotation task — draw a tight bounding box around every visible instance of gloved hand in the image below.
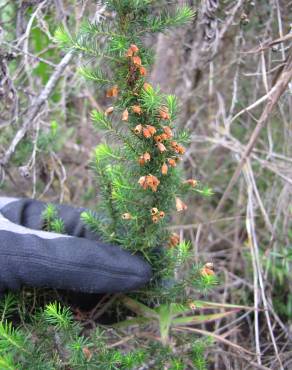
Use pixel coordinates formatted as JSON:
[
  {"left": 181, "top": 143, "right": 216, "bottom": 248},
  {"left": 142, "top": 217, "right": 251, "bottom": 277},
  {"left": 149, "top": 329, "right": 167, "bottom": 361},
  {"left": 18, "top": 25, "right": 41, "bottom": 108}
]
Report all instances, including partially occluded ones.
[{"left": 0, "top": 197, "right": 152, "bottom": 294}]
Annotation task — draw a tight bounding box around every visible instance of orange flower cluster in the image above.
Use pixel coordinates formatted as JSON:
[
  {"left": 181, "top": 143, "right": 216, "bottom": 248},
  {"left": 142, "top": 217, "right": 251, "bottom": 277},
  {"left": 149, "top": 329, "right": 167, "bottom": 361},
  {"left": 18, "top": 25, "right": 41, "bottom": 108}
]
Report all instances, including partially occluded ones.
[
  {"left": 152, "top": 125, "right": 172, "bottom": 143},
  {"left": 161, "top": 155, "right": 179, "bottom": 174},
  {"left": 171, "top": 141, "right": 185, "bottom": 155},
  {"left": 134, "top": 124, "right": 156, "bottom": 138},
  {"left": 200, "top": 263, "right": 215, "bottom": 277},
  {"left": 150, "top": 207, "right": 165, "bottom": 223},
  {"left": 126, "top": 44, "right": 147, "bottom": 77},
  {"left": 138, "top": 152, "right": 151, "bottom": 165},
  {"left": 138, "top": 174, "right": 160, "bottom": 192},
  {"left": 143, "top": 125, "right": 156, "bottom": 138},
  {"left": 121, "top": 46, "right": 188, "bottom": 225}
]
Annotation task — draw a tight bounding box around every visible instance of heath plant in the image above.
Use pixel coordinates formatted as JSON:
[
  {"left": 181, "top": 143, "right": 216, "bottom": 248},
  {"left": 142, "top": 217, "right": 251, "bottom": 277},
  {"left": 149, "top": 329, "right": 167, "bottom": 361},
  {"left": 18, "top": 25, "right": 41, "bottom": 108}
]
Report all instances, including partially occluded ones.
[{"left": 55, "top": 0, "right": 217, "bottom": 306}]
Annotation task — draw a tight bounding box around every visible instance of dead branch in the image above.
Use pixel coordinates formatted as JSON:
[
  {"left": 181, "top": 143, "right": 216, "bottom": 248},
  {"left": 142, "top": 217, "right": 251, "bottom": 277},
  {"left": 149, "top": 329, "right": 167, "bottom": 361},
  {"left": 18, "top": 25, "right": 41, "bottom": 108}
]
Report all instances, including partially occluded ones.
[
  {"left": 213, "top": 51, "right": 292, "bottom": 219},
  {"left": 0, "top": 52, "right": 72, "bottom": 168}
]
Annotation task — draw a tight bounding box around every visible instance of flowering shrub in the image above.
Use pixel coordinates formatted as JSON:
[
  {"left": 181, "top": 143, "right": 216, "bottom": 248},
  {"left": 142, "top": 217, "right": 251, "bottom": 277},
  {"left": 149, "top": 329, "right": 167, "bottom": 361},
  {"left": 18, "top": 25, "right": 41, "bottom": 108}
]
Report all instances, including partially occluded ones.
[{"left": 55, "top": 0, "right": 216, "bottom": 303}]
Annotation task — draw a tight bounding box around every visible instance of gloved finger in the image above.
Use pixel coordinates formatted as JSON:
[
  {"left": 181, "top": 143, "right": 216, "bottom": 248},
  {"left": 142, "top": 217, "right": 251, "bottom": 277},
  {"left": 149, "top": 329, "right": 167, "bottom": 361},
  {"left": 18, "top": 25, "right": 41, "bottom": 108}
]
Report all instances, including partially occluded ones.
[
  {"left": 0, "top": 212, "right": 152, "bottom": 293},
  {"left": 0, "top": 197, "right": 96, "bottom": 240}
]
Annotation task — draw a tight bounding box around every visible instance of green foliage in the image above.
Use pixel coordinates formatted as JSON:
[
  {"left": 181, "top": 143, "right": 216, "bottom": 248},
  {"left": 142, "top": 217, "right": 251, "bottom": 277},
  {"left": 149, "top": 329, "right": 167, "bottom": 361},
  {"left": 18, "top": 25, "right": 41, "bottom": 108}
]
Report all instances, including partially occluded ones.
[
  {"left": 78, "top": 67, "right": 111, "bottom": 85},
  {"left": 54, "top": 27, "right": 72, "bottom": 48},
  {"left": 261, "top": 241, "right": 292, "bottom": 319},
  {"left": 139, "top": 85, "right": 163, "bottom": 113},
  {"left": 167, "top": 94, "right": 179, "bottom": 120},
  {"left": 41, "top": 204, "right": 66, "bottom": 234},
  {"left": 37, "top": 120, "right": 73, "bottom": 154},
  {"left": 91, "top": 110, "right": 113, "bottom": 131},
  {"left": 0, "top": 353, "right": 18, "bottom": 370},
  {"left": 44, "top": 302, "right": 73, "bottom": 330},
  {"left": 147, "top": 6, "right": 196, "bottom": 33},
  {"left": 0, "top": 295, "right": 149, "bottom": 369},
  {"left": 0, "top": 293, "right": 17, "bottom": 323},
  {"left": 0, "top": 321, "right": 28, "bottom": 354},
  {"left": 142, "top": 339, "right": 209, "bottom": 369},
  {"left": 190, "top": 340, "right": 209, "bottom": 370},
  {"left": 80, "top": 210, "right": 104, "bottom": 235}
]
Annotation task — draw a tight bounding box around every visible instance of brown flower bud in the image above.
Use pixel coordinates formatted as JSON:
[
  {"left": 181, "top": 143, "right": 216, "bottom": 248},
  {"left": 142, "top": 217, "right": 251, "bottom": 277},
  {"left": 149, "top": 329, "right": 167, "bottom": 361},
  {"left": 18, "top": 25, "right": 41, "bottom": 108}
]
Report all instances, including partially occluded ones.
[
  {"left": 126, "top": 44, "right": 139, "bottom": 57},
  {"left": 146, "top": 125, "right": 156, "bottom": 136},
  {"left": 168, "top": 158, "right": 176, "bottom": 167},
  {"left": 185, "top": 179, "right": 197, "bottom": 187},
  {"left": 138, "top": 174, "right": 160, "bottom": 192},
  {"left": 200, "top": 263, "right": 215, "bottom": 277},
  {"left": 142, "top": 127, "right": 151, "bottom": 138},
  {"left": 159, "top": 107, "right": 170, "bottom": 120},
  {"left": 121, "top": 109, "right": 129, "bottom": 121},
  {"left": 105, "top": 106, "right": 114, "bottom": 115},
  {"left": 82, "top": 347, "right": 93, "bottom": 361},
  {"left": 154, "top": 135, "right": 162, "bottom": 143},
  {"left": 152, "top": 215, "right": 159, "bottom": 223},
  {"left": 139, "top": 66, "right": 147, "bottom": 76},
  {"left": 157, "top": 142, "right": 167, "bottom": 152},
  {"left": 176, "top": 197, "right": 188, "bottom": 212},
  {"left": 171, "top": 141, "right": 178, "bottom": 150},
  {"left": 134, "top": 124, "right": 142, "bottom": 135},
  {"left": 132, "top": 56, "right": 142, "bottom": 66},
  {"left": 131, "top": 105, "right": 142, "bottom": 114},
  {"left": 159, "top": 211, "right": 165, "bottom": 219},
  {"left": 130, "top": 44, "right": 139, "bottom": 53},
  {"left": 106, "top": 85, "right": 119, "bottom": 98},
  {"left": 177, "top": 145, "right": 185, "bottom": 155},
  {"left": 138, "top": 156, "right": 145, "bottom": 166},
  {"left": 169, "top": 233, "right": 180, "bottom": 248},
  {"left": 122, "top": 213, "right": 132, "bottom": 220},
  {"left": 161, "top": 163, "right": 168, "bottom": 175},
  {"left": 163, "top": 126, "right": 173, "bottom": 138},
  {"left": 151, "top": 207, "right": 159, "bottom": 215},
  {"left": 143, "top": 152, "right": 151, "bottom": 162},
  {"left": 138, "top": 176, "right": 147, "bottom": 189}
]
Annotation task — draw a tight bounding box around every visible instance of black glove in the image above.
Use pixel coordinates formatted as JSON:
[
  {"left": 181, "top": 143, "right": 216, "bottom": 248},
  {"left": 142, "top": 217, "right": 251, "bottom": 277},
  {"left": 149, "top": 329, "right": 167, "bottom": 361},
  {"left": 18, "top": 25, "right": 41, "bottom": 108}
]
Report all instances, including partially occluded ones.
[{"left": 0, "top": 197, "right": 152, "bottom": 294}]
